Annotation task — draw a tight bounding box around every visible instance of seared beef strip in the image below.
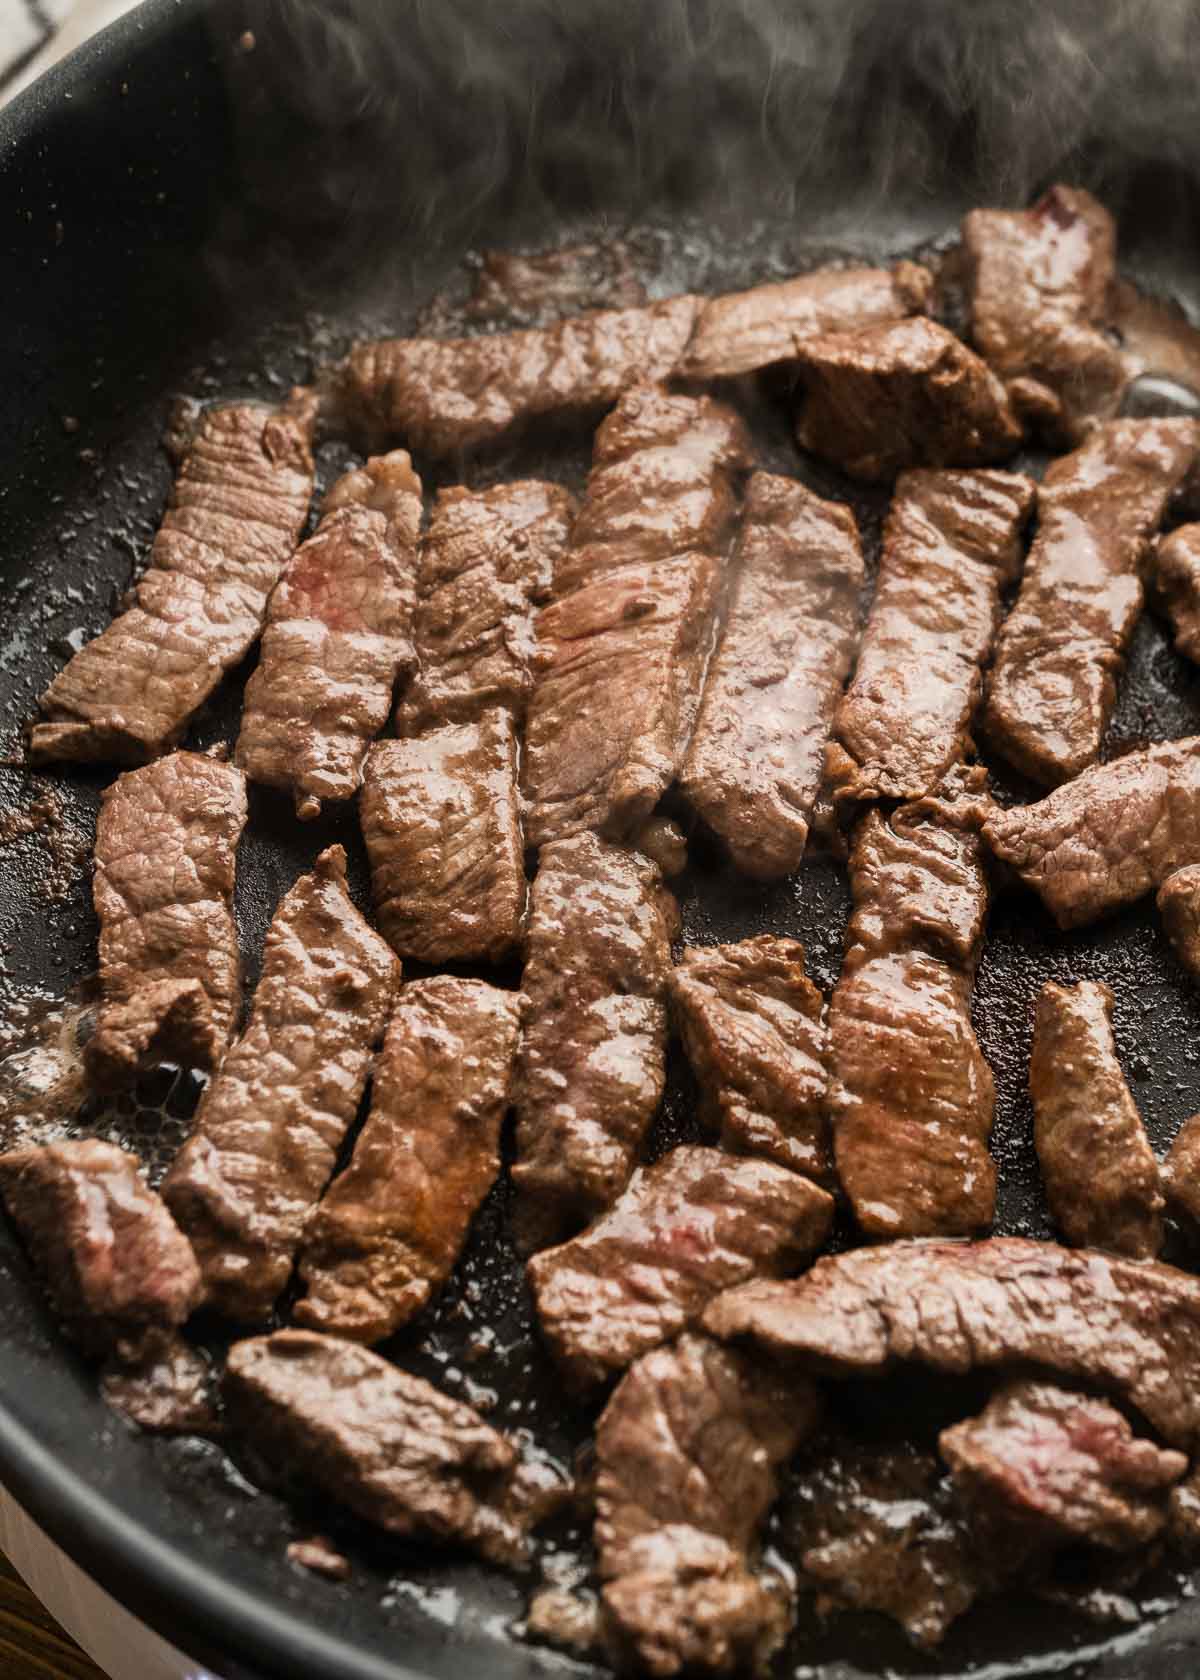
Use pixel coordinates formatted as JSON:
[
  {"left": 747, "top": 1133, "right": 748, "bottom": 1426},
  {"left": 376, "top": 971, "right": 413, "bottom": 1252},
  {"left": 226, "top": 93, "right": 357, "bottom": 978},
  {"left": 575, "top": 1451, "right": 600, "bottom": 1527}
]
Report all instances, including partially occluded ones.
[
  {"left": 1030, "top": 981, "right": 1163, "bottom": 1258},
  {"left": 31, "top": 395, "right": 316, "bottom": 765},
  {"left": 224, "top": 1331, "right": 540, "bottom": 1568},
  {"left": 512, "top": 832, "right": 678, "bottom": 1250},
  {"left": 1159, "top": 864, "right": 1200, "bottom": 978},
  {"left": 962, "top": 184, "right": 1127, "bottom": 443},
  {"left": 333, "top": 295, "right": 701, "bottom": 457},
  {"left": 523, "top": 385, "right": 750, "bottom": 847},
  {"left": 793, "top": 318, "right": 1022, "bottom": 483},
  {"left": 983, "top": 419, "right": 1200, "bottom": 786},
  {"left": 86, "top": 752, "right": 247, "bottom": 1085},
  {"left": 595, "top": 1333, "right": 820, "bottom": 1678},
  {"left": 395, "top": 480, "right": 575, "bottom": 733},
  {"left": 162, "top": 846, "right": 400, "bottom": 1322},
  {"left": 467, "top": 241, "right": 646, "bottom": 324},
  {"left": 235, "top": 451, "right": 422, "bottom": 819},
  {"left": 527, "top": 1144, "right": 833, "bottom": 1387},
  {"left": 0, "top": 1139, "right": 201, "bottom": 1362},
  {"left": 295, "top": 977, "right": 522, "bottom": 1343},
  {"left": 1163, "top": 1113, "right": 1200, "bottom": 1230},
  {"left": 679, "top": 472, "right": 863, "bottom": 877},
  {"left": 828, "top": 468, "right": 1035, "bottom": 811},
  {"left": 1152, "top": 524, "right": 1200, "bottom": 663},
  {"left": 101, "top": 1337, "right": 218, "bottom": 1435},
  {"left": 703, "top": 1236, "right": 1200, "bottom": 1448},
  {"left": 982, "top": 735, "right": 1200, "bottom": 929},
  {"left": 668, "top": 936, "right": 832, "bottom": 1182},
  {"left": 677, "top": 259, "right": 932, "bottom": 382},
  {"left": 359, "top": 711, "right": 525, "bottom": 964}
]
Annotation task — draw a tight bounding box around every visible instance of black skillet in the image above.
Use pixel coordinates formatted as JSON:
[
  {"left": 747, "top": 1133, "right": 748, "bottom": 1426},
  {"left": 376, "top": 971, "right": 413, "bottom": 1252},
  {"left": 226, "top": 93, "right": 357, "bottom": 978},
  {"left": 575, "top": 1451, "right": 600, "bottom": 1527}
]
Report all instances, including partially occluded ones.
[{"left": 4, "top": 2, "right": 1200, "bottom": 1676}]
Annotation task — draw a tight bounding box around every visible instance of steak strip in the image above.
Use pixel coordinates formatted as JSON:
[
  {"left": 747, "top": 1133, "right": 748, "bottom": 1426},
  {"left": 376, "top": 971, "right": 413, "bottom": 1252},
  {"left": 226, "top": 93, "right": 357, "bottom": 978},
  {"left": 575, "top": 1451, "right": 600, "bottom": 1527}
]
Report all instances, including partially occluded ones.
[
  {"left": 1164, "top": 1113, "right": 1200, "bottom": 1230},
  {"left": 1151, "top": 523, "right": 1200, "bottom": 663},
  {"left": 1159, "top": 864, "right": 1200, "bottom": 978}
]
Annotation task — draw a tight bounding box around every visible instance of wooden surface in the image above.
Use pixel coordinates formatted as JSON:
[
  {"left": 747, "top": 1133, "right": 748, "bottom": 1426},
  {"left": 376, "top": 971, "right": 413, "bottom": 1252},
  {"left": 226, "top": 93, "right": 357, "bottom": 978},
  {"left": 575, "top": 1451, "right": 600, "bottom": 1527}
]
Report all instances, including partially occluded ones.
[{"left": 0, "top": 1552, "right": 106, "bottom": 1679}]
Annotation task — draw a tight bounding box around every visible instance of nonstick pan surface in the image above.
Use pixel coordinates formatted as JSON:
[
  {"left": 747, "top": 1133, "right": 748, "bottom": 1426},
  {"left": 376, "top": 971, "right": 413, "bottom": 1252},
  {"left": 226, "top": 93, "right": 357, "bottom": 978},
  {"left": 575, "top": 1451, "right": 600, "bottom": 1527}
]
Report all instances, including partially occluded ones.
[{"left": 4, "top": 4, "right": 1200, "bottom": 1678}]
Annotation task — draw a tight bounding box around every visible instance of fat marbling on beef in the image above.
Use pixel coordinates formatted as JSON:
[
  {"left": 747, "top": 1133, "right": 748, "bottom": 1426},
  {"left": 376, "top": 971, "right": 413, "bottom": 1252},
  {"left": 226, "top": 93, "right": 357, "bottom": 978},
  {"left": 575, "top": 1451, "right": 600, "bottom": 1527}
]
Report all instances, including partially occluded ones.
[
  {"left": 162, "top": 846, "right": 400, "bottom": 1322},
  {"left": 984, "top": 418, "right": 1200, "bottom": 786},
  {"left": 31, "top": 394, "right": 316, "bottom": 765},
  {"left": 1152, "top": 523, "right": 1200, "bottom": 664},
  {"left": 679, "top": 471, "right": 863, "bottom": 877},
  {"left": 235, "top": 451, "right": 422, "bottom": 819},
  {"left": 527, "top": 1144, "right": 833, "bottom": 1388},
  {"left": 295, "top": 977, "right": 522, "bottom": 1343}
]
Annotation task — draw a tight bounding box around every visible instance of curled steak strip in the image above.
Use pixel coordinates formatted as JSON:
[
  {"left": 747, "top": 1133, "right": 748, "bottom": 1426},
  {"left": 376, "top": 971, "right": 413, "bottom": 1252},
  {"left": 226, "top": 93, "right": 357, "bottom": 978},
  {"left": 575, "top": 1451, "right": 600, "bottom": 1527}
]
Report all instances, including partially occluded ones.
[
  {"left": 984, "top": 419, "right": 1200, "bottom": 786},
  {"left": 703, "top": 1236, "right": 1200, "bottom": 1448},
  {"left": 793, "top": 317, "right": 1021, "bottom": 483},
  {"left": 235, "top": 451, "right": 422, "bottom": 818},
  {"left": 1030, "top": 981, "right": 1163, "bottom": 1258},
  {"left": 668, "top": 936, "right": 832, "bottom": 1182},
  {"left": 162, "top": 846, "right": 401, "bottom": 1322},
  {"left": 527, "top": 1144, "right": 833, "bottom": 1388},
  {"left": 1152, "top": 524, "right": 1200, "bottom": 663},
  {"left": 982, "top": 735, "right": 1200, "bottom": 929},
  {"left": 0, "top": 1139, "right": 200, "bottom": 1362},
  {"left": 595, "top": 1333, "right": 820, "bottom": 1678},
  {"left": 87, "top": 752, "right": 247, "bottom": 1084},
  {"left": 1165, "top": 1114, "right": 1200, "bottom": 1229},
  {"left": 679, "top": 472, "right": 864, "bottom": 877},
  {"left": 296, "top": 977, "right": 522, "bottom": 1343},
  {"left": 31, "top": 395, "right": 316, "bottom": 765},
  {"left": 360, "top": 711, "right": 525, "bottom": 964},
  {"left": 512, "top": 832, "right": 678, "bottom": 1250},
  {"left": 828, "top": 468, "right": 1034, "bottom": 810}
]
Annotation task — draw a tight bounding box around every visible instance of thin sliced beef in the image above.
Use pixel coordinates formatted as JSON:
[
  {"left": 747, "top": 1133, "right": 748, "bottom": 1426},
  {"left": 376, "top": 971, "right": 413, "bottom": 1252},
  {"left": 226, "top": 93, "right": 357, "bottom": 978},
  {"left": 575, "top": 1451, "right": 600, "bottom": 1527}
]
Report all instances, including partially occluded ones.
[
  {"left": 394, "top": 480, "right": 575, "bottom": 734},
  {"left": 102, "top": 1337, "right": 218, "bottom": 1435},
  {"left": 1030, "top": 981, "right": 1163, "bottom": 1259},
  {"left": 467, "top": 240, "right": 646, "bottom": 324},
  {"left": 333, "top": 295, "right": 701, "bottom": 457},
  {"left": 595, "top": 1333, "right": 820, "bottom": 1678},
  {"left": 679, "top": 472, "right": 864, "bottom": 877},
  {"left": 668, "top": 936, "right": 832, "bottom": 1182},
  {"left": 31, "top": 395, "right": 316, "bottom": 765},
  {"left": 0, "top": 1139, "right": 201, "bottom": 1362},
  {"left": 86, "top": 752, "right": 247, "bottom": 1084},
  {"left": 962, "top": 184, "right": 1126, "bottom": 443},
  {"left": 983, "top": 419, "right": 1200, "bottom": 786},
  {"left": 703, "top": 1236, "right": 1200, "bottom": 1448},
  {"left": 523, "top": 385, "right": 750, "bottom": 847},
  {"left": 527, "top": 1144, "right": 833, "bottom": 1388},
  {"left": 235, "top": 451, "right": 422, "bottom": 819},
  {"left": 827, "top": 468, "right": 1035, "bottom": 810},
  {"left": 1152, "top": 524, "right": 1200, "bottom": 662},
  {"left": 224, "top": 1331, "right": 539, "bottom": 1567},
  {"left": 1164, "top": 1113, "right": 1200, "bottom": 1229},
  {"left": 678, "top": 259, "right": 932, "bottom": 381},
  {"left": 793, "top": 318, "right": 1022, "bottom": 484},
  {"left": 295, "top": 977, "right": 522, "bottom": 1343},
  {"left": 982, "top": 735, "right": 1200, "bottom": 929},
  {"left": 359, "top": 711, "right": 525, "bottom": 964},
  {"left": 512, "top": 832, "right": 678, "bottom": 1251},
  {"left": 161, "top": 846, "right": 400, "bottom": 1322}
]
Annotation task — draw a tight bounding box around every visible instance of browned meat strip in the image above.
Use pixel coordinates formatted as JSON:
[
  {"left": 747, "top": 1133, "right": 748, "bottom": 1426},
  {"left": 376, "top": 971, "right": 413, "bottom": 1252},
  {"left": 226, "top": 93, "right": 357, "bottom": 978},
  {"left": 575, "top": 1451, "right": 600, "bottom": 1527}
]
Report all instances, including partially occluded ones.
[
  {"left": 668, "top": 936, "right": 832, "bottom": 1182},
  {"left": 677, "top": 260, "right": 932, "bottom": 381},
  {"left": 962, "top": 185, "right": 1126, "bottom": 443},
  {"left": 982, "top": 736, "right": 1200, "bottom": 929},
  {"left": 235, "top": 452, "right": 422, "bottom": 819},
  {"left": 703, "top": 1236, "right": 1200, "bottom": 1448},
  {"left": 527, "top": 1145, "right": 833, "bottom": 1388},
  {"left": 523, "top": 385, "right": 750, "bottom": 847},
  {"left": 0, "top": 1139, "right": 200, "bottom": 1362},
  {"left": 359, "top": 711, "right": 525, "bottom": 964},
  {"left": 983, "top": 419, "right": 1200, "bottom": 785},
  {"left": 86, "top": 752, "right": 247, "bottom": 1085},
  {"left": 466, "top": 241, "right": 646, "bottom": 324},
  {"left": 827, "top": 468, "right": 1035, "bottom": 810},
  {"left": 394, "top": 480, "right": 575, "bottom": 734},
  {"left": 512, "top": 832, "right": 678, "bottom": 1250},
  {"left": 161, "top": 846, "right": 400, "bottom": 1322},
  {"left": 793, "top": 318, "right": 1022, "bottom": 483},
  {"left": 1030, "top": 981, "right": 1163, "bottom": 1258},
  {"left": 333, "top": 295, "right": 701, "bottom": 457},
  {"left": 678, "top": 472, "right": 863, "bottom": 877},
  {"left": 224, "top": 1331, "right": 541, "bottom": 1567},
  {"left": 295, "top": 977, "right": 522, "bottom": 1343},
  {"left": 1152, "top": 524, "right": 1200, "bottom": 662},
  {"left": 31, "top": 395, "right": 316, "bottom": 765},
  {"left": 595, "top": 1333, "right": 820, "bottom": 1677},
  {"left": 101, "top": 1337, "right": 218, "bottom": 1435},
  {"left": 1163, "top": 1113, "right": 1200, "bottom": 1229}
]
